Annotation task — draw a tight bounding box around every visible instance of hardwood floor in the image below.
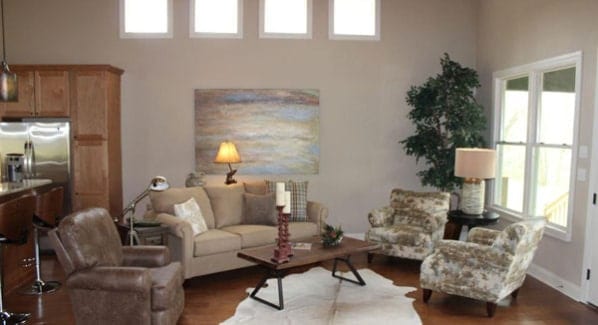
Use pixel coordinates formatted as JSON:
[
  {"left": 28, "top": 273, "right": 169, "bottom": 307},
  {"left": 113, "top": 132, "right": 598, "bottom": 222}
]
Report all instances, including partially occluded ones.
[{"left": 5, "top": 253, "right": 598, "bottom": 324}]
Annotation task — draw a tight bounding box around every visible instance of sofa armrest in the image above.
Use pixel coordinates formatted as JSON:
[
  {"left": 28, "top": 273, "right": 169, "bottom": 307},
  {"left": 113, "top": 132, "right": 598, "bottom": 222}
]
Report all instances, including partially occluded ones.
[
  {"left": 307, "top": 201, "right": 328, "bottom": 232},
  {"left": 153, "top": 213, "right": 194, "bottom": 278},
  {"left": 368, "top": 206, "right": 394, "bottom": 227},
  {"left": 468, "top": 227, "right": 501, "bottom": 246},
  {"left": 122, "top": 245, "right": 171, "bottom": 267},
  {"left": 67, "top": 266, "right": 152, "bottom": 294}
]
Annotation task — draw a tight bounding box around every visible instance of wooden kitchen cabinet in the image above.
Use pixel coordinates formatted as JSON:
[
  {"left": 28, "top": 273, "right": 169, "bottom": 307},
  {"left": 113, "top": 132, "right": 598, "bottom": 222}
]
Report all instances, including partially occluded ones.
[
  {"left": 0, "top": 68, "right": 69, "bottom": 118},
  {"left": 0, "top": 70, "right": 35, "bottom": 117},
  {"left": 1, "top": 65, "right": 123, "bottom": 217},
  {"left": 70, "top": 67, "right": 123, "bottom": 217}
]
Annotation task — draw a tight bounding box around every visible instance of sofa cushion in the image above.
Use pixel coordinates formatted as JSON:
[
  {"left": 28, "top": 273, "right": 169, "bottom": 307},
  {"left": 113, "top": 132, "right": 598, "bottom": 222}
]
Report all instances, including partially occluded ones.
[
  {"left": 150, "top": 262, "right": 184, "bottom": 311},
  {"left": 243, "top": 192, "right": 277, "bottom": 225},
  {"left": 288, "top": 222, "right": 318, "bottom": 240},
  {"left": 220, "top": 225, "right": 277, "bottom": 248},
  {"left": 150, "top": 187, "right": 216, "bottom": 229},
  {"left": 243, "top": 181, "right": 267, "bottom": 195},
  {"left": 204, "top": 184, "right": 245, "bottom": 228},
  {"left": 193, "top": 229, "right": 242, "bottom": 257}
]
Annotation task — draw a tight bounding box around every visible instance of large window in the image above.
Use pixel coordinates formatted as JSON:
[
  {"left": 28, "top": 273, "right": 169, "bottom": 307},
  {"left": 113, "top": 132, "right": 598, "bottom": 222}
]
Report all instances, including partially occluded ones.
[
  {"left": 191, "top": 0, "right": 243, "bottom": 38},
  {"left": 259, "top": 0, "right": 312, "bottom": 39},
  {"left": 119, "top": 0, "right": 172, "bottom": 38},
  {"left": 329, "top": 0, "right": 380, "bottom": 40},
  {"left": 492, "top": 52, "right": 581, "bottom": 241}
]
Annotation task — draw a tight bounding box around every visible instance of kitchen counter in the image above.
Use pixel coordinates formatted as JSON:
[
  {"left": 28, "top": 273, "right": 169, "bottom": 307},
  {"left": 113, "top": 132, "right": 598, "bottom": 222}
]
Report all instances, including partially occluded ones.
[
  {"left": 0, "top": 178, "right": 56, "bottom": 295},
  {"left": 0, "top": 179, "right": 53, "bottom": 203}
]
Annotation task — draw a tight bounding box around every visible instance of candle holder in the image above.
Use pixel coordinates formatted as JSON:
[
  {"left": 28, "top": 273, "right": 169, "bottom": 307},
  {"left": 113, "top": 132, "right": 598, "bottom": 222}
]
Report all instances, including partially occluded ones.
[{"left": 271, "top": 206, "right": 292, "bottom": 263}]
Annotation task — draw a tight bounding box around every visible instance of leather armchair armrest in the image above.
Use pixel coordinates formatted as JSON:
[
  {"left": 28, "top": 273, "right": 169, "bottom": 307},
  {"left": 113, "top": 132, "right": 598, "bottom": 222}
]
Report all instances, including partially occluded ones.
[
  {"left": 122, "top": 245, "right": 171, "bottom": 267},
  {"left": 368, "top": 206, "right": 394, "bottom": 227},
  {"left": 468, "top": 227, "right": 501, "bottom": 246},
  {"left": 67, "top": 266, "right": 152, "bottom": 294},
  {"left": 435, "top": 240, "right": 513, "bottom": 270}
]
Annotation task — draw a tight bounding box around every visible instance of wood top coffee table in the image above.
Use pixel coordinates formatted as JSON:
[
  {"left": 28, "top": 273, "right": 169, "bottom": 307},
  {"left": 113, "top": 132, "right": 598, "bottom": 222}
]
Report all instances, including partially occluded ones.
[{"left": 237, "top": 236, "right": 378, "bottom": 310}]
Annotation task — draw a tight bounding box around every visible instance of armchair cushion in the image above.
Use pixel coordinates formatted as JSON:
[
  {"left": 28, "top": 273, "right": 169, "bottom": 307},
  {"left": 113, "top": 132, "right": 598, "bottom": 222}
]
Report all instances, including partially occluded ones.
[
  {"left": 393, "top": 208, "right": 442, "bottom": 232},
  {"left": 468, "top": 227, "right": 501, "bottom": 246},
  {"left": 122, "top": 246, "right": 171, "bottom": 268}
]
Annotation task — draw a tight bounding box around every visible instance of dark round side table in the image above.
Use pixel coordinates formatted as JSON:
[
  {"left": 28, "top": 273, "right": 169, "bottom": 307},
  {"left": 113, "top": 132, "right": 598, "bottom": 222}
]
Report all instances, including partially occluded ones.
[{"left": 445, "top": 210, "right": 500, "bottom": 240}]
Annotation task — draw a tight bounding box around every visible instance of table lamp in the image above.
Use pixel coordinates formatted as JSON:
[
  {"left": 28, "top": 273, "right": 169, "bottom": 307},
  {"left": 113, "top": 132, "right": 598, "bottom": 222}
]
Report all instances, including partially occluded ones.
[
  {"left": 117, "top": 176, "right": 169, "bottom": 245},
  {"left": 214, "top": 141, "right": 241, "bottom": 185},
  {"left": 454, "top": 148, "right": 496, "bottom": 215}
]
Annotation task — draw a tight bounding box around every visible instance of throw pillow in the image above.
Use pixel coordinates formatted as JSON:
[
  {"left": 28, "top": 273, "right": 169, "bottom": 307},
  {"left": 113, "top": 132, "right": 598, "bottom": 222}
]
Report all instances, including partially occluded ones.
[
  {"left": 265, "top": 179, "right": 308, "bottom": 222},
  {"left": 173, "top": 197, "right": 208, "bottom": 236},
  {"left": 243, "top": 192, "right": 277, "bottom": 225}
]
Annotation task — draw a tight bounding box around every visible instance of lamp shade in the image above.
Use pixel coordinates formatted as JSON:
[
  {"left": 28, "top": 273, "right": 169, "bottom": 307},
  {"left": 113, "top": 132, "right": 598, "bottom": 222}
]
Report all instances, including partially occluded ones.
[
  {"left": 454, "top": 148, "right": 496, "bottom": 179},
  {"left": 214, "top": 141, "right": 241, "bottom": 164}
]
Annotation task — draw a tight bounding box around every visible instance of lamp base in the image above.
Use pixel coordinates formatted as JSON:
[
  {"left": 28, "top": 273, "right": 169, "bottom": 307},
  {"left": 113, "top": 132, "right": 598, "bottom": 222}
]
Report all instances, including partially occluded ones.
[{"left": 459, "top": 179, "right": 485, "bottom": 215}]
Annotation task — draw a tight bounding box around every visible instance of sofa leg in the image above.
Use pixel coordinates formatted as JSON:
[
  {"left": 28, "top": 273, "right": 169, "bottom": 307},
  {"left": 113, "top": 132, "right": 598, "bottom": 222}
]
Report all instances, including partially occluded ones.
[
  {"left": 423, "top": 289, "right": 432, "bottom": 303},
  {"left": 511, "top": 288, "right": 520, "bottom": 300},
  {"left": 486, "top": 302, "right": 497, "bottom": 317},
  {"left": 367, "top": 253, "right": 374, "bottom": 264}
]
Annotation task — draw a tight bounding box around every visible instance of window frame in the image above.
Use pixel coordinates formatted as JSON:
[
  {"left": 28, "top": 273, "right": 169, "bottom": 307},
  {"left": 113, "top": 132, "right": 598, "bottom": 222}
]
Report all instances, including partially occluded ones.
[
  {"left": 328, "top": 0, "right": 381, "bottom": 41},
  {"left": 189, "top": 0, "right": 243, "bottom": 39},
  {"left": 119, "top": 0, "right": 173, "bottom": 39},
  {"left": 258, "top": 0, "right": 313, "bottom": 39},
  {"left": 490, "top": 51, "right": 582, "bottom": 241}
]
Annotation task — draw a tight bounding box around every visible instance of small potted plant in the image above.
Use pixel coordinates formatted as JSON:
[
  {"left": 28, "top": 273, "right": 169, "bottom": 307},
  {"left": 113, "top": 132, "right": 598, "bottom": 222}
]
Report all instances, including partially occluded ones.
[{"left": 321, "top": 223, "right": 344, "bottom": 247}]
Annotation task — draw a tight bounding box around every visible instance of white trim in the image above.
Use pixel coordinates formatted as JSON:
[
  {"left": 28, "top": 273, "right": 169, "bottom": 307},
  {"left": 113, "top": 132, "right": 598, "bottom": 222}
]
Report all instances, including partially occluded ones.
[
  {"left": 527, "top": 262, "right": 582, "bottom": 302},
  {"left": 328, "top": 0, "right": 381, "bottom": 41},
  {"left": 490, "top": 51, "right": 582, "bottom": 242},
  {"left": 189, "top": 0, "right": 243, "bottom": 39},
  {"left": 581, "top": 48, "right": 598, "bottom": 304},
  {"left": 119, "top": 0, "right": 173, "bottom": 39},
  {"left": 259, "top": 0, "right": 313, "bottom": 39}
]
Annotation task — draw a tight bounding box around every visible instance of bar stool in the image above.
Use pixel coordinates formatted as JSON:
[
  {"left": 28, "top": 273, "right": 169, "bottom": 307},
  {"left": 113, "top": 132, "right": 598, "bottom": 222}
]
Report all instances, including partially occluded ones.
[
  {"left": 21, "top": 187, "right": 63, "bottom": 295},
  {"left": 0, "top": 194, "right": 35, "bottom": 324}
]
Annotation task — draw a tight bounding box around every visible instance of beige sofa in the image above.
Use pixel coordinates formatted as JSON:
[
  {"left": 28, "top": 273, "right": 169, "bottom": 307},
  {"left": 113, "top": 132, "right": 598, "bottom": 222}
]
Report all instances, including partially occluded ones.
[{"left": 147, "top": 183, "right": 328, "bottom": 279}]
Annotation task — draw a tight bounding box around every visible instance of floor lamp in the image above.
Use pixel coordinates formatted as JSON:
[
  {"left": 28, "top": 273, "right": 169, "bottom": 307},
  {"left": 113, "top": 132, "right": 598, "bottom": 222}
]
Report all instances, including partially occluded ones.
[{"left": 117, "top": 176, "right": 169, "bottom": 245}]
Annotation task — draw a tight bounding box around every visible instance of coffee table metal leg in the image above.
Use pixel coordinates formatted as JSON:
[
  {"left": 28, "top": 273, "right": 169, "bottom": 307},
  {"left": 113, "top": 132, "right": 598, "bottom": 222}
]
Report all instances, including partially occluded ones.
[
  {"left": 332, "top": 255, "right": 366, "bottom": 286},
  {"left": 249, "top": 269, "right": 285, "bottom": 310}
]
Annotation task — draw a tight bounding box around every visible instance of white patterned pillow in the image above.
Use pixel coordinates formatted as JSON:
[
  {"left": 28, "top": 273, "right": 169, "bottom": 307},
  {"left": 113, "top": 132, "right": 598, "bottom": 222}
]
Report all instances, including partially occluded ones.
[{"left": 174, "top": 197, "right": 208, "bottom": 236}]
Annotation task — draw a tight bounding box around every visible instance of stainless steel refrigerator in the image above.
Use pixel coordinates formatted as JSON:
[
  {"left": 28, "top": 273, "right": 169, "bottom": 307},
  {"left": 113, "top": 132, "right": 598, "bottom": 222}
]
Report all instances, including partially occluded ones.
[{"left": 0, "top": 119, "right": 71, "bottom": 212}]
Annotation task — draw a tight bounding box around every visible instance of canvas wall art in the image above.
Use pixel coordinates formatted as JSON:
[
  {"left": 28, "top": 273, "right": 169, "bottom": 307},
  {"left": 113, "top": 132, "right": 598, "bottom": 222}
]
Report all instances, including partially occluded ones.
[{"left": 195, "top": 89, "right": 320, "bottom": 175}]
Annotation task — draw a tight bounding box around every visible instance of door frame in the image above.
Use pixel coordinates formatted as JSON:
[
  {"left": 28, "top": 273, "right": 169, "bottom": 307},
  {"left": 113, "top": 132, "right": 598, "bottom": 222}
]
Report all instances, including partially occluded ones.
[{"left": 581, "top": 48, "right": 598, "bottom": 305}]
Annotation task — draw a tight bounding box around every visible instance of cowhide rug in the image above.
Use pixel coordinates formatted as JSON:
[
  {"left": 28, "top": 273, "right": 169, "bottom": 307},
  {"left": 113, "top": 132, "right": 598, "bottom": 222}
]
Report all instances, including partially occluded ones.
[{"left": 221, "top": 266, "right": 421, "bottom": 325}]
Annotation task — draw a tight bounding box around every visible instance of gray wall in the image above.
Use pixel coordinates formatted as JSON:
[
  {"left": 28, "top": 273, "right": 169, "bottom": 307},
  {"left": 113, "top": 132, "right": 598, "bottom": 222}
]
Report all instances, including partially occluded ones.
[
  {"left": 7, "top": 0, "right": 477, "bottom": 232},
  {"left": 477, "top": 0, "right": 598, "bottom": 288}
]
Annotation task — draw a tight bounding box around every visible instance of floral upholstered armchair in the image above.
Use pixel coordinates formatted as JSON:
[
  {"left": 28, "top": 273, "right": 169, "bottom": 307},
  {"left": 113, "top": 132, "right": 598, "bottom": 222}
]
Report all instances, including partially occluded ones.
[
  {"left": 420, "top": 218, "right": 546, "bottom": 317},
  {"left": 365, "top": 189, "right": 451, "bottom": 261}
]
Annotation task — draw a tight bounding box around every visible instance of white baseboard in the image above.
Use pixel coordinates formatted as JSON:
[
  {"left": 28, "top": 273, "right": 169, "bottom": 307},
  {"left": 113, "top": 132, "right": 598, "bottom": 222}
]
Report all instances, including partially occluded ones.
[
  {"left": 525, "top": 263, "right": 582, "bottom": 301},
  {"left": 345, "top": 233, "right": 365, "bottom": 240}
]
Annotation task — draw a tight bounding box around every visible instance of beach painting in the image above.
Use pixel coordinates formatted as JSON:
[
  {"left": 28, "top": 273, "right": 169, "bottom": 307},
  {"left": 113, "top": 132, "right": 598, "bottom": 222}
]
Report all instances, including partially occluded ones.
[{"left": 195, "top": 89, "right": 320, "bottom": 174}]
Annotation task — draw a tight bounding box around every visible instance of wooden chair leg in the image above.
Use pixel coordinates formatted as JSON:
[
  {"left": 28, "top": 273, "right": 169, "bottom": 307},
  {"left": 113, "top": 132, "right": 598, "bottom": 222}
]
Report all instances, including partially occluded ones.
[
  {"left": 367, "top": 252, "right": 374, "bottom": 264},
  {"left": 486, "top": 302, "right": 497, "bottom": 317},
  {"left": 423, "top": 289, "right": 432, "bottom": 303},
  {"left": 511, "top": 288, "right": 520, "bottom": 300}
]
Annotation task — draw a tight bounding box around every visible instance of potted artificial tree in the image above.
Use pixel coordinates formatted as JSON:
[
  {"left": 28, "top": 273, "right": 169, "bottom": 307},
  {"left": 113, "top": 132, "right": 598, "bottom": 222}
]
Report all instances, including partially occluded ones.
[{"left": 400, "top": 53, "right": 487, "bottom": 196}]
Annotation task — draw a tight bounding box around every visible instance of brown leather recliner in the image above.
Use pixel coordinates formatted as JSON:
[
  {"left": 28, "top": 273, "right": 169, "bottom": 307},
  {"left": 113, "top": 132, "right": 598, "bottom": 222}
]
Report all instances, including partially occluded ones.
[{"left": 48, "top": 207, "right": 184, "bottom": 325}]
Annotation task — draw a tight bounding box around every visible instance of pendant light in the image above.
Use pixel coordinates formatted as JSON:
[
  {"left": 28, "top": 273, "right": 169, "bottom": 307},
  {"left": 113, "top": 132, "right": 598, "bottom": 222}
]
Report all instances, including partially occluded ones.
[{"left": 0, "top": 0, "right": 17, "bottom": 102}]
